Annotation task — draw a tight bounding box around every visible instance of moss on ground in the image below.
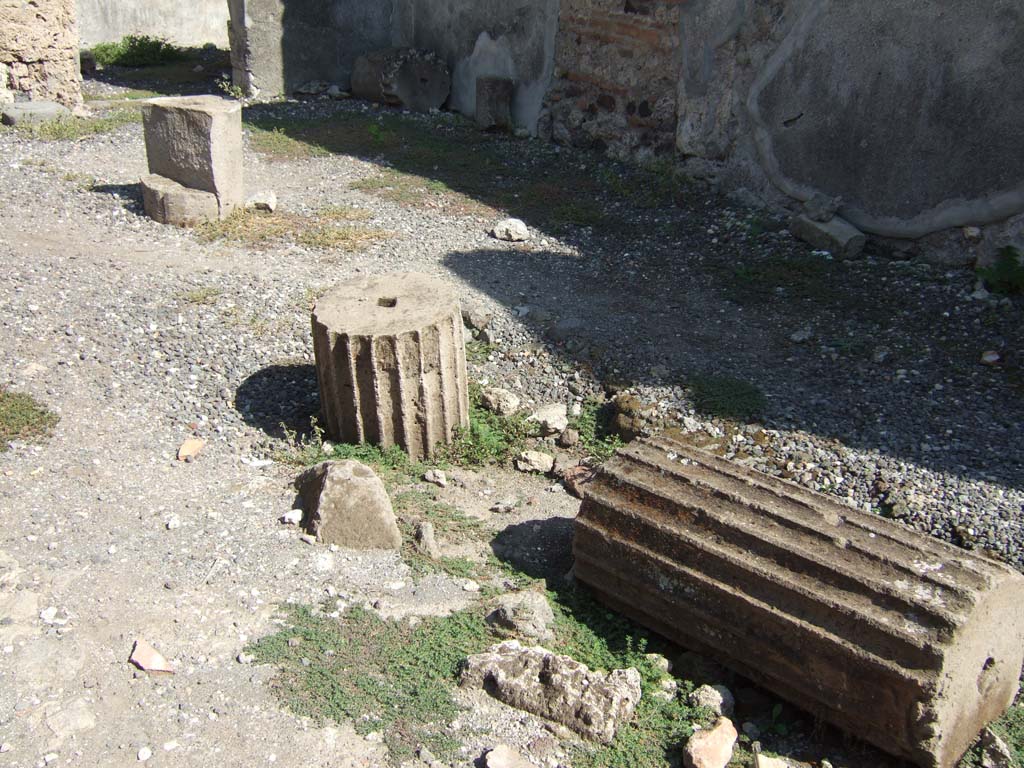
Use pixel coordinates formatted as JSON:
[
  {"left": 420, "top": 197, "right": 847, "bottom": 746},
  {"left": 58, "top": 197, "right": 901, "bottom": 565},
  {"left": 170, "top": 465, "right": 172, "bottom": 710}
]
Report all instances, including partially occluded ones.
[{"left": 0, "top": 388, "right": 58, "bottom": 448}]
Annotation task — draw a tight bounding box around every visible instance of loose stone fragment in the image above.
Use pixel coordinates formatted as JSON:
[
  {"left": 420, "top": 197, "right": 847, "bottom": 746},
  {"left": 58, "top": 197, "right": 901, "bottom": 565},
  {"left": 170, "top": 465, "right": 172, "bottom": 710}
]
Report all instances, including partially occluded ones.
[
  {"left": 129, "top": 639, "right": 173, "bottom": 674},
  {"left": 683, "top": 717, "right": 737, "bottom": 768},
  {"left": 176, "top": 437, "right": 206, "bottom": 462},
  {"left": 789, "top": 214, "right": 866, "bottom": 258},
  {"left": 1, "top": 101, "right": 70, "bottom": 126},
  {"left": 527, "top": 403, "right": 568, "bottom": 435},
  {"left": 461, "top": 640, "right": 642, "bottom": 743},
  {"left": 414, "top": 521, "right": 441, "bottom": 560},
  {"left": 491, "top": 218, "right": 531, "bottom": 242},
  {"left": 515, "top": 451, "right": 555, "bottom": 474},
  {"left": 481, "top": 387, "right": 521, "bottom": 416},
  {"left": 688, "top": 684, "right": 735, "bottom": 717},
  {"left": 575, "top": 436, "right": 1024, "bottom": 768},
  {"left": 294, "top": 460, "right": 401, "bottom": 550},
  {"left": 484, "top": 744, "right": 532, "bottom": 768},
  {"left": 486, "top": 591, "right": 555, "bottom": 642},
  {"left": 311, "top": 273, "right": 470, "bottom": 461}
]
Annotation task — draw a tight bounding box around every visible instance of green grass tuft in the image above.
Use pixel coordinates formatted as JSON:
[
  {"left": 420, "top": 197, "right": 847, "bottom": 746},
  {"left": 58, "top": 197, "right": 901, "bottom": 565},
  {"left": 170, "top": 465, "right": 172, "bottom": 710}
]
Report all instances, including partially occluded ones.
[
  {"left": 439, "top": 384, "right": 539, "bottom": 466},
  {"left": 688, "top": 374, "right": 766, "bottom": 423},
  {"left": 977, "top": 247, "right": 1024, "bottom": 296},
  {"left": 570, "top": 398, "right": 624, "bottom": 461},
  {"left": 12, "top": 108, "right": 141, "bottom": 141},
  {"left": 91, "top": 35, "right": 187, "bottom": 68},
  {"left": 0, "top": 388, "right": 58, "bottom": 449},
  {"left": 249, "top": 605, "right": 493, "bottom": 765}
]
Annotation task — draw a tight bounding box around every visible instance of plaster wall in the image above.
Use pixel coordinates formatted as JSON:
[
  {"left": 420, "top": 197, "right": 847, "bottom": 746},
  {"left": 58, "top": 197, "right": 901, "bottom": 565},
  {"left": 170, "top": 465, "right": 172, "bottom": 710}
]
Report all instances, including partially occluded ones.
[{"left": 78, "top": 0, "right": 230, "bottom": 48}]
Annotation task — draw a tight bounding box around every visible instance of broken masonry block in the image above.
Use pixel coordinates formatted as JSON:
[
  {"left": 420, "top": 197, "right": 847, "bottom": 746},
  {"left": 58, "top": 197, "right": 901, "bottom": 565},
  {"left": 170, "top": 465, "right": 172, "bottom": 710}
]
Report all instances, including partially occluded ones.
[{"left": 141, "top": 95, "right": 243, "bottom": 221}]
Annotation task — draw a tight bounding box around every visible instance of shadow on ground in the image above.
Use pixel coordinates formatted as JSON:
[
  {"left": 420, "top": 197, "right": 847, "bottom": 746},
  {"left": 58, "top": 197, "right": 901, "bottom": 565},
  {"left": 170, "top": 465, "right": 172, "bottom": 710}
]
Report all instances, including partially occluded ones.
[
  {"left": 241, "top": 101, "right": 1023, "bottom": 492},
  {"left": 84, "top": 47, "right": 231, "bottom": 99},
  {"left": 236, "top": 363, "right": 319, "bottom": 440}
]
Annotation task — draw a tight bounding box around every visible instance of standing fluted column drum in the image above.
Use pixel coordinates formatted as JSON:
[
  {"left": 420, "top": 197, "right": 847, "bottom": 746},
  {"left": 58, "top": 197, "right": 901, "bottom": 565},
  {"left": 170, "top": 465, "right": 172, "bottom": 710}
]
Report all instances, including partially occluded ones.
[{"left": 311, "top": 273, "right": 470, "bottom": 461}]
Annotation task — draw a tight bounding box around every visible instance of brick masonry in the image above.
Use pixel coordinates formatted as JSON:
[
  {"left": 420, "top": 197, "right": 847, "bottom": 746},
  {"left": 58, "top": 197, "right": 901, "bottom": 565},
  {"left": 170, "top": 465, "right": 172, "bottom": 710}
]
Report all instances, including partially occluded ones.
[{"left": 543, "top": 0, "right": 682, "bottom": 159}]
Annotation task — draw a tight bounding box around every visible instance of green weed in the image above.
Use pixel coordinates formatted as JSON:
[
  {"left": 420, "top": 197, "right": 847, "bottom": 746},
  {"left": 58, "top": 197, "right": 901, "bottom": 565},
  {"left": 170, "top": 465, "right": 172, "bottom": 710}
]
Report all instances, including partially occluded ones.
[
  {"left": 91, "top": 35, "right": 186, "bottom": 68},
  {"left": 977, "top": 247, "right": 1024, "bottom": 295},
  {"left": 440, "top": 385, "right": 539, "bottom": 466},
  {"left": 570, "top": 399, "right": 623, "bottom": 461},
  {"left": 0, "top": 388, "right": 58, "bottom": 449},
  {"left": 688, "top": 374, "right": 766, "bottom": 423},
  {"left": 249, "top": 606, "right": 493, "bottom": 765},
  {"left": 14, "top": 108, "right": 140, "bottom": 141}
]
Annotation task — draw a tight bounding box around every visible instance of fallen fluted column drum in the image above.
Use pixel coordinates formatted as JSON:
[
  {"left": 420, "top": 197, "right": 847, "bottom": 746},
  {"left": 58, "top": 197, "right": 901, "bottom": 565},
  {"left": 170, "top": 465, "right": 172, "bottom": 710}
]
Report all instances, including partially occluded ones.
[
  {"left": 311, "top": 272, "right": 470, "bottom": 461},
  {"left": 573, "top": 436, "right": 1024, "bottom": 768}
]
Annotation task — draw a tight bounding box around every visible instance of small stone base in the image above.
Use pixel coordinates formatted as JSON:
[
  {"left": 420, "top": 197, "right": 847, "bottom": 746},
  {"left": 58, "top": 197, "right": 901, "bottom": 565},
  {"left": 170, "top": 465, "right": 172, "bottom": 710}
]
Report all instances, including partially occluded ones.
[
  {"left": 476, "top": 76, "right": 514, "bottom": 131},
  {"left": 1, "top": 101, "right": 71, "bottom": 126},
  {"left": 790, "top": 214, "right": 866, "bottom": 258},
  {"left": 141, "top": 173, "right": 220, "bottom": 227}
]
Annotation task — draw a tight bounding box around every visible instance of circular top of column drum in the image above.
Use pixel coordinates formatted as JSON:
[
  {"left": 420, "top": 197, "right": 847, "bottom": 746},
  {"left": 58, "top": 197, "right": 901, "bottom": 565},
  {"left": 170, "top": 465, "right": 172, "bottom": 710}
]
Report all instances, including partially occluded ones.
[{"left": 313, "top": 272, "right": 459, "bottom": 337}]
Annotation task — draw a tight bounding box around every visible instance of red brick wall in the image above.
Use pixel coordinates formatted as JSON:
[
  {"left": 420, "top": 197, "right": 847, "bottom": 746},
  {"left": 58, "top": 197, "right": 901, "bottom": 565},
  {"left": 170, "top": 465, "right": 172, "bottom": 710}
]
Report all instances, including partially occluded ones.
[{"left": 544, "top": 0, "right": 682, "bottom": 157}]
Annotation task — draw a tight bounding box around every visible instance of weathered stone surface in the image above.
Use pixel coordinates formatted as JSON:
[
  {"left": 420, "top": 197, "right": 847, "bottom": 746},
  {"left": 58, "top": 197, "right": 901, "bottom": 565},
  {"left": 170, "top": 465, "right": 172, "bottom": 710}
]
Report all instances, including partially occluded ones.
[
  {"left": 491, "top": 218, "right": 531, "bottom": 242},
  {"left": 527, "top": 403, "right": 567, "bottom": 435},
  {"left": 311, "top": 273, "right": 470, "bottom": 461},
  {"left": 351, "top": 48, "right": 450, "bottom": 112},
  {"left": 0, "top": 0, "right": 82, "bottom": 107},
  {"left": 683, "top": 717, "right": 737, "bottom": 768},
  {"left": 483, "top": 744, "right": 532, "bottom": 768},
  {"left": 480, "top": 387, "right": 521, "bottom": 416},
  {"left": 294, "top": 460, "right": 401, "bottom": 550},
  {"left": 141, "top": 174, "right": 221, "bottom": 227},
  {"left": 414, "top": 521, "right": 441, "bottom": 559},
  {"left": 141, "top": 96, "right": 243, "bottom": 217},
  {"left": 1, "top": 101, "right": 70, "bottom": 126},
  {"left": 688, "top": 685, "right": 735, "bottom": 718},
  {"left": 789, "top": 214, "right": 866, "bottom": 259},
  {"left": 460, "top": 640, "right": 642, "bottom": 743},
  {"left": 574, "top": 436, "right": 1024, "bottom": 768},
  {"left": 476, "top": 76, "right": 514, "bottom": 131},
  {"left": 486, "top": 592, "right": 555, "bottom": 642},
  {"left": 515, "top": 451, "right": 554, "bottom": 475}
]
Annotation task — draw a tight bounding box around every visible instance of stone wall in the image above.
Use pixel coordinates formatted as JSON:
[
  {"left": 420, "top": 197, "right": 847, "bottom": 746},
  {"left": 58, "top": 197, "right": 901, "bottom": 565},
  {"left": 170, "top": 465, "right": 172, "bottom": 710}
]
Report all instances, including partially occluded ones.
[
  {"left": 229, "top": 0, "right": 558, "bottom": 131},
  {"left": 0, "top": 0, "right": 82, "bottom": 107},
  {"left": 541, "top": 0, "right": 682, "bottom": 158},
  {"left": 226, "top": 0, "right": 1024, "bottom": 261},
  {"left": 229, "top": 0, "right": 394, "bottom": 99},
  {"left": 394, "top": 0, "right": 559, "bottom": 132},
  {"left": 78, "top": 0, "right": 230, "bottom": 48}
]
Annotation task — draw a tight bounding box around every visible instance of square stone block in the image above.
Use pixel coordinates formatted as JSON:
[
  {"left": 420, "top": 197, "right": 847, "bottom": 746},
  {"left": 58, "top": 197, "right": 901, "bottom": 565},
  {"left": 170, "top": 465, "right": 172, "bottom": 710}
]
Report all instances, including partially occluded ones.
[
  {"left": 141, "top": 96, "right": 243, "bottom": 216},
  {"left": 141, "top": 173, "right": 221, "bottom": 227}
]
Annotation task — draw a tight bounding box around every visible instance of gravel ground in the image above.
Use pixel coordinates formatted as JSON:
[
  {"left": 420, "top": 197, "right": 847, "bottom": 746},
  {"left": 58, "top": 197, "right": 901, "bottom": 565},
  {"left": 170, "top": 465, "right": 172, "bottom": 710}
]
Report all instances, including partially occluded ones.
[{"left": 0, "top": 81, "right": 1021, "bottom": 767}]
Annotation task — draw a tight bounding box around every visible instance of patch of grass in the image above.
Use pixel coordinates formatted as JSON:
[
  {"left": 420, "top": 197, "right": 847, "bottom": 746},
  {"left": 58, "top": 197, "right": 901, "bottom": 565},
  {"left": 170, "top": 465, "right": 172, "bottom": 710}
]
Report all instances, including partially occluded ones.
[
  {"left": 0, "top": 388, "right": 58, "bottom": 449},
  {"left": 248, "top": 125, "right": 330, "bottom": 159},
  {"left": 251, "top": 581, "right": 711, "bottom": 768},
  {"left": 91, "top": 35, "right": 187, "bottom": 68},
  {"left": 688, "top": 374, "right": 766, "bottom": 423},
  {"left": 249, "top": 605, "right": 494, "bottom": 765},
  {"left": 176, "top": 287, "right": 222, "bottom": 305},
  {"left": 395, "top": 491, "right": 488, "bottom": 580},
  {"left": 14, "top": 108, "right": 141, "bottom": 141},
  {"left": 570, "top": 398, "right": 624, "bottom": 462},
  {"left": 194, "top": 209, "right": 387, "bottom": 252},
  {"left": 317, "top": 204, "right": 371, "bottom": 222},
  {"left": 352, "top": 168, "right": 492, "bottom": 217},
  {"left": 439, "top": 384, "right": 539, "bottom": 466},
  {"left": 465, "top": 339, "right": 496, "bottom": 364},
  {"left": 978, "top": 246, "right": 1024, "bottom": 295},
  {"left": 960, "top": 688, "right": 1024, "bottom": 767}
]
